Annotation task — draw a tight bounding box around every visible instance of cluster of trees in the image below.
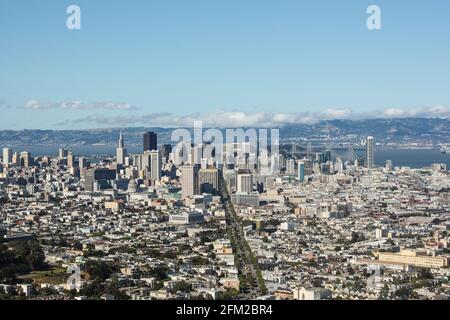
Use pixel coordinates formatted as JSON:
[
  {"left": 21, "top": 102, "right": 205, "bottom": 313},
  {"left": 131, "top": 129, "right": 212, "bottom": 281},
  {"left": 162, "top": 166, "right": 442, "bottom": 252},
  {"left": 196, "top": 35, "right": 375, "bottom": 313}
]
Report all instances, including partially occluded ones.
[
  {"left": 199, "top": 230, "right": 224, "bottom": 244},
  {"left": 191, "top": 256, "right": 209, "bottom": 266},
  {"left": 216, "top": 288, "right": 240, "bottom": 300},
  {"left": 79, "top": 260, "right": 129, "bottom": 300},
  {"left": 85, "top": 260, "right": 118, "bottom": 282},
  {"left": 79, "top": 278, "right": 129, "bottom": 300},
  {"left": 108, "top": 246, "right": 137, "bottom": 255},
  {"left": 0, "top": 239, "right": 47, "bottom": 284},
  {"left": 170, "top": 280, "right": 191, "bottom": 294},
  {"left": 144, "top": 248, "right": 181, "bottom": 260},
  {"left": 147, "top": 264, "right": 170, "bottom": 281}
]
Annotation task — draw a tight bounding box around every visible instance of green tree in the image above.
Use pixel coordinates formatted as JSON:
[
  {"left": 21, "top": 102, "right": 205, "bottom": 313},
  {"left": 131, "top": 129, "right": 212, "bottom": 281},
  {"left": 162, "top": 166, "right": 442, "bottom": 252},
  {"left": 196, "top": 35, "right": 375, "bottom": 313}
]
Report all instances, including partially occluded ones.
[
  {"left": 378, "top": 284, "right": 390, "bottom": 300},
  {"left": 172, "top": 280, "right": 191, "bottom": 293},
  {"left": 10, "top": 240, "right": 47, "bottom": 270},
  {"left": 85, "top": 260, "right": 118, "bottom": 281}
]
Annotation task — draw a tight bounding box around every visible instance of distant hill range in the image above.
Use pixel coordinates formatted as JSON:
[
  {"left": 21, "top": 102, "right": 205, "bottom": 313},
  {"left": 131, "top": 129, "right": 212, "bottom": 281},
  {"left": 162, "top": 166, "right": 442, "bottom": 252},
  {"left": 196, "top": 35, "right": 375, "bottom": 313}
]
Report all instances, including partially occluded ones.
[{"left": 1, "top": 118, "right": 449, "bottom": 146}]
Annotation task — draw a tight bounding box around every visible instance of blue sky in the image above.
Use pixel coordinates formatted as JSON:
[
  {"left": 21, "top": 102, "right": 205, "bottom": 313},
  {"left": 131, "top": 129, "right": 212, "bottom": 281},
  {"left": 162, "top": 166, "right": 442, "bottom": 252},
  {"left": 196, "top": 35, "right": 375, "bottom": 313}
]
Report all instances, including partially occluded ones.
[{"left": 1, "top": 0, "right": 450, "bottom": 129}]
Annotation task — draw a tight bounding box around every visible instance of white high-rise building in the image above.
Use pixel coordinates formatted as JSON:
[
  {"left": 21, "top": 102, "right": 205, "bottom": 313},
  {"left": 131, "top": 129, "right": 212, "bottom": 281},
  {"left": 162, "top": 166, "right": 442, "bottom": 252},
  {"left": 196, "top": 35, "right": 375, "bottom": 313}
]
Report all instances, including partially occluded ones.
[
  {"left": 237, "top": 169, "right": 253, "bottom": 194},
  {"left": 20, "top": 151, "right": 31, "bottom": 168},
  {"left": 79, "top": 157, "right": 87, "bottom": 169},
  {"left": 141, "top": 151, "right": 151, "bottom": 171},
  {"left": 12, "top": 152, "right": 19, "bottom": 166},
  {"left": 270, "top": 154, "right": 280, "bottom": 175},
  {"left": 192, "top": 145, "right": 203, "bottom": 166},
  {"left": 181, "top": 165, "right": 198, "bottom": 198},
  {"left": 366, "top": 136, "right": 375, "bottom": 169},
  {"left": 150, "top": 150, "right": 161, "bottom": 182},
  {"left": 116, "top": 131, "right": 127, "bottom": 165},
  {"left": 335, "top": 157, "right": 344, "bottom": 172},
  {"left": 198, "top": 168, "right": 219, "bottom": 194},
  {"left": 259, "top": 149, "right": 270, "bottom": 175},
  {"left": 58, "top": 148, "right": 68, "bottom": 159},
  {"left": 2, "top": 147, "right": 12, "bottom": 166},
  {"left": 286, "top": 159, "right": 296, "bottom": 175},
  {"left": 67, "top": 151, "right": 74, "bottom": 168}
]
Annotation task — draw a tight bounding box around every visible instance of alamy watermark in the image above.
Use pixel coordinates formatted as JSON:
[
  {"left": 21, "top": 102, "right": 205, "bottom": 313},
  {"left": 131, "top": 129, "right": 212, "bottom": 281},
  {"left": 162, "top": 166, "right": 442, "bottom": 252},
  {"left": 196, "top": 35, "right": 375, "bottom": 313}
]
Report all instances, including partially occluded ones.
[
  {"left": 66, "top": 5, "right": 381, "bottom": 31},
  {"left": 170, "top": 121, "right": 280, "bottom": 173},
  {"left": 367, "top": 5, "right": 382, "bottom": 30},
  {"left": 66, "top": 264, "right": 82, "bottom": 290},
  {"left": 366, "top": 265, "right": 382, "bottom": 291},
  {"left": 66, "top": 5, "right": 81, "bottom": 30}
]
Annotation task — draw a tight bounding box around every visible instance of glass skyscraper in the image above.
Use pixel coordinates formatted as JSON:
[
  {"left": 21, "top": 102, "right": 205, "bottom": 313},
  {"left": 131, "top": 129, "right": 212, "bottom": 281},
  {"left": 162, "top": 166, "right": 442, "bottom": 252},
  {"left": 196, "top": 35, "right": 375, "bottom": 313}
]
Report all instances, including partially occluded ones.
[{"left": 366, "top": 136, "right": 375, "bottom": 169}]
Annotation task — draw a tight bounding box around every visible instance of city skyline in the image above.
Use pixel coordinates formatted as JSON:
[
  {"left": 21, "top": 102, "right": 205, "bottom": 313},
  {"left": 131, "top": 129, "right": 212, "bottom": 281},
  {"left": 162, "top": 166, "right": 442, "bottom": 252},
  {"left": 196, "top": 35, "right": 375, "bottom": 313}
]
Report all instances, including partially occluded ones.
[
  {"left": 1, "top": 127, "right": 449, "bottom": 301},
  {"left": 1, "top": 0, "right": 450, "bottom": 304}
]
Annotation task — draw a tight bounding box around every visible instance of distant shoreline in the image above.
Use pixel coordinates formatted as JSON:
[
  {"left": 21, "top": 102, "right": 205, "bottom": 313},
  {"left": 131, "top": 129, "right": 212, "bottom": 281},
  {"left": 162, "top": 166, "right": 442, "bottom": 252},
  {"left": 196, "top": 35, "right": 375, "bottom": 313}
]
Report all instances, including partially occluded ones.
[{"left": 3, "top": 145, "right": 449, "bottom": 169}]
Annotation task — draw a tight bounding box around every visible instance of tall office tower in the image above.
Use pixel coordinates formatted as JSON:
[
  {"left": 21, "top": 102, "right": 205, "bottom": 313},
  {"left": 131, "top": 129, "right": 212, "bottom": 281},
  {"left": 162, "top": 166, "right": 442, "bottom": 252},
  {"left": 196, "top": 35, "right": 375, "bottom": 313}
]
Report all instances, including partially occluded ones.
[
  {"left": 131, "top": 154, "right": 142, "bottom": 170},
  {"left": 58, "top": 148, "right": 68, "bottom": 159},
  {"left": 2, "top": 147, "right": 12, "bottom": 166},
  {"left": 150, "top": 150, "right": 161, "bottom": 182},
  {"left": 335, "top": 157, "right": 344, "bottom": 171},
  {"left": 328, "top": 160, "right": 334, "bottom": 174},
  {"left": 203, "top": 142, "right": 216, "bottom": 164},
  {"left": 318, "top": 152, "right": 327, "bottom": 164},
  {"left": 298, "top": 161, "right": 305, "bottom": 183},
  {"left": 320, "top": 162, "right": 331, "bottom": 175},
  {"left": 224, "top": 169, "right": 237, "bottom": 192},
  {"left": 279, "top": 154, "right": 285, "bottom": 169},
  {"left": 67, "top": 151, "right": 74, "bottom": 168},
  {"left": 12, "top": 152, "right": 19, "bottom": 166},
  {"left": 201, "top": 158, "right": 208, "bottom": 169},
  {"left": 366, "top": 136, "right": 375, "bottom": 169},
  {"left": 192, "top": 145, "right": 203, "bottom": 166},
  {"left": 160, "top": 144, "right": 172, "bottom": 163},
  {"left": 270, "top": 153, "right": 280, "bottom": 175},
  {"left": 307, "top": 142, "right": 312, "bottom": 160},
  {"left": 79, "top": 157, "right": 87, "bottom": 169},
  {"left": 181, "top": 165, "right": 198, "bottom": 198},
  {"left": 20, "top": 151, "right": 31, "bottom": 168},
  {"left": 84, "top": 168, "right": 117, "bottom": 192},
  {"left": 286, "top": 159, "right": 296, "bottom": 175},
  {"left": 223, "top": 152, "right": 234, "bottom": 169},
  {"left": 116, "top": 131, "right": 127, "bottom": 165},
  {"left": 237, "top": 169, "right": 253, "bottom": 194},
  {"left": 325, "top": 150, "right": 332, "bottom": 163},
  {"left": 259, "top": 149, "right": 270, "bottom": 175},
  {"left": 141, "top": 151, "right": 151, "bottom": 171},
  {"left": 313, "top": 162, "right": 320, "bottom": 174},
  {"left": 235, "top": 153, "right": 246, "bottom": 170},
  {"left": 143, "top": 132, "right": 157, "bottom": 152},
  {"left": 198, "top": 168, "right": 219, "bottom": 195},
  {"left": 248, "top": 153, "right": 257, "bottom": 171}
]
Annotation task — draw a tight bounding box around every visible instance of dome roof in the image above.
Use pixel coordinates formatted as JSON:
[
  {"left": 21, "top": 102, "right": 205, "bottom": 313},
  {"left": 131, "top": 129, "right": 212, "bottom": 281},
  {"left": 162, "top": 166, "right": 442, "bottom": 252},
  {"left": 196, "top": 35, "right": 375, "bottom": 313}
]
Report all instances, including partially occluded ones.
[{"left": 128, "top": 179, "right": 138, "bottom": 193}]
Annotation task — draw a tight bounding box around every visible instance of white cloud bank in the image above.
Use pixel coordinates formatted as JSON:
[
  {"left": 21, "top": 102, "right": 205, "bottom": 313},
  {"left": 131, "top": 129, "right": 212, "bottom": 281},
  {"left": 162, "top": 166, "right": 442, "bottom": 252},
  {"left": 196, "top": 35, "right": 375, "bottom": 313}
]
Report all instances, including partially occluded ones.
[
  {"left": 55, "top": 105, "right": 450, "bottom": 128},
  {"left": 24, "top": 100, "right": 136, "bottom": 110}
]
